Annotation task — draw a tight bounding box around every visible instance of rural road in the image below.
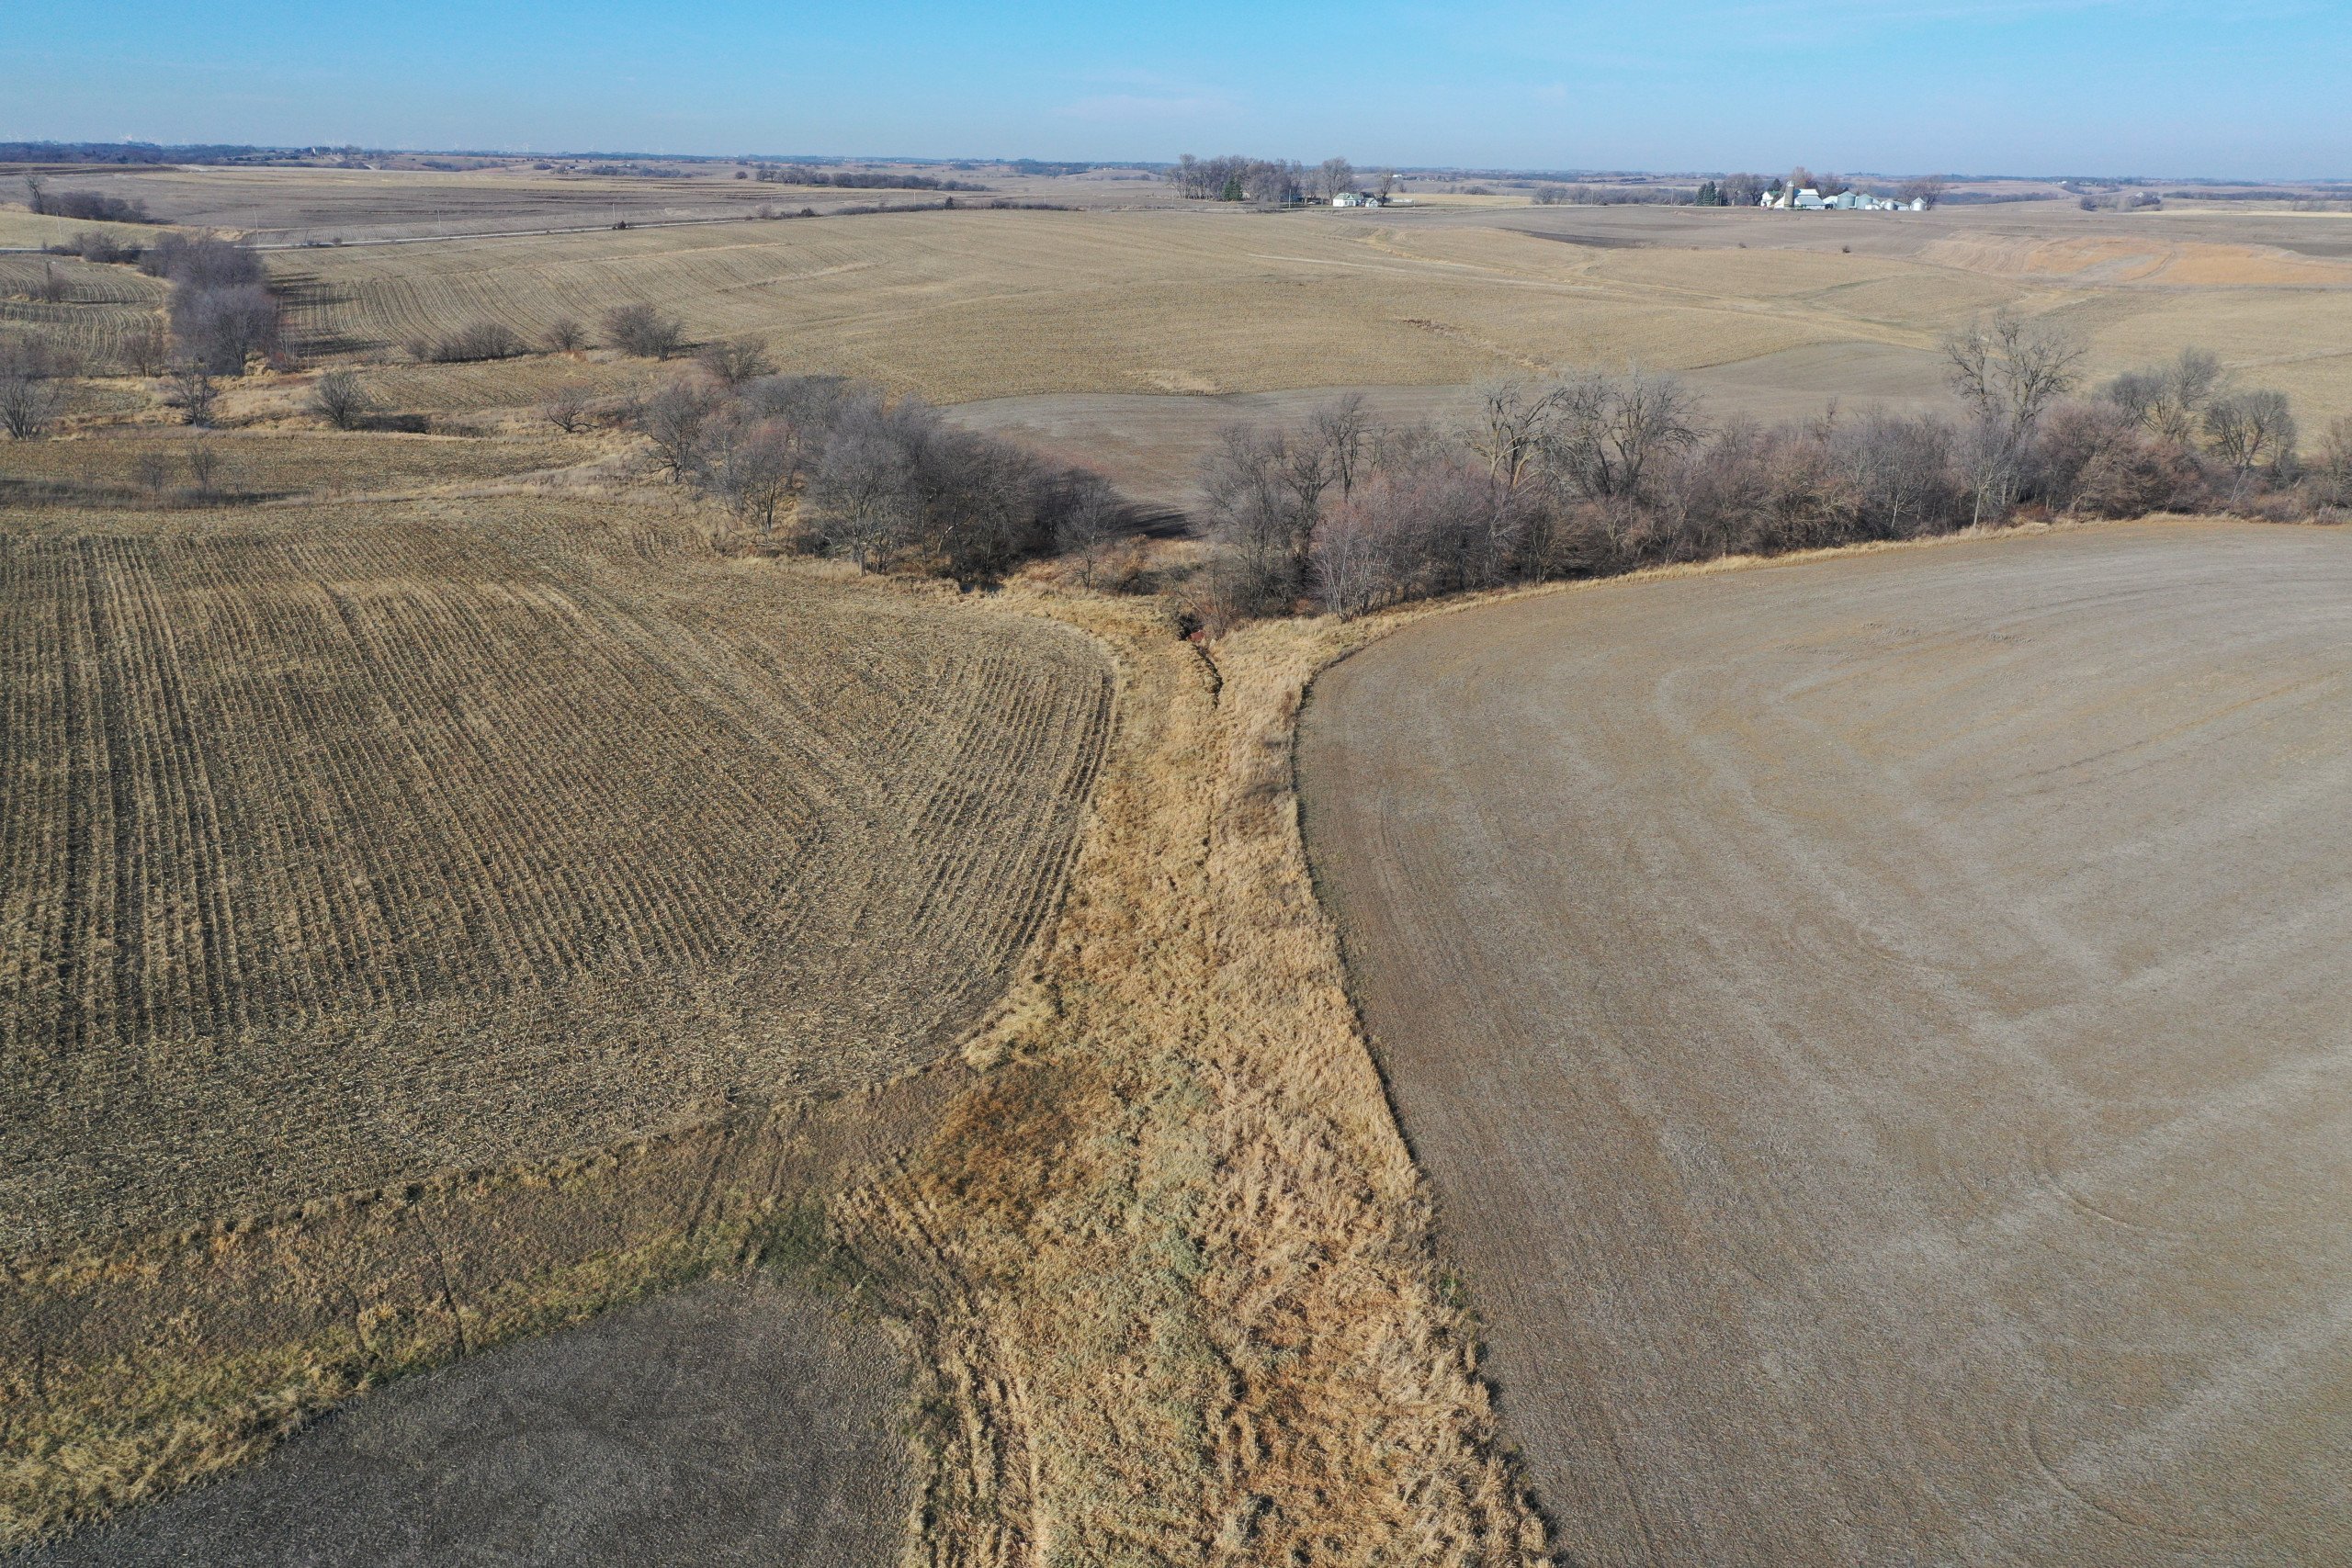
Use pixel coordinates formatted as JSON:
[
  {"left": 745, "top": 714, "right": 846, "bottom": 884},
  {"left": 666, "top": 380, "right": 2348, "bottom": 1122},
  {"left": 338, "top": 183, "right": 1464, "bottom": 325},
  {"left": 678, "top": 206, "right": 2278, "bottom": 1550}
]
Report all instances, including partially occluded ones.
[{"left": 1300, "top": 519, "right": 2352, "bottom": 1565}]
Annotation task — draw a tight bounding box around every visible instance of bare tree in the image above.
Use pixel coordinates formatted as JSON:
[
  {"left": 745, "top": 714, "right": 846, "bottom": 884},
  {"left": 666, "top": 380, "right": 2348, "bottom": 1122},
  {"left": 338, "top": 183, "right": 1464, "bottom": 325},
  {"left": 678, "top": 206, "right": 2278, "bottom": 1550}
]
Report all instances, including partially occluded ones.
[
  {"left": 1375, "top": 169, "right": 1399, "bottom": 200},
  {"left": 0, "top": 336, "right": 69, "bottom": 439},
  {"left": 1467, "top": 379, "right": 1561, "bottom": 501},
  {"left": 1540, "top": 370, "right": 1702, "bottom": 502},
  {"left": 1898, "top": 175, "right": 1949, "bottom": 209},
  {"left": 1049, "top": 469, "right": 1123, "bottom": 588},
  {"left": 1943, "top": 310, "right": 2086, "bottom": 444},
  {"left": 540, "top": 383, "right": 595, "bottom": 434},
  {"left": 132, "top": 449, "right": 173, "bottom": 502},
  {"left": 33, "top": 262, "right": 68, "bottom": 304},
  {"left": 544, "top": 317, "right": 585, "bottom": 353},
  {"left": 118, "top": 315, "right": 167, "bottom": 376},
  {"left": 2313, "top": 414, "right": 2352, "bottom": 508},
  {"left": 1317, "top": 157, "right": 1357, "bottom": 201},
  {"left": 2203, "top": 389, "right": 2297, "bottom": 494},
  {"left": 2106, "top": 346, "right": 2228, "bottom": 444},
  {"left": 1832, "top": 412, "right": 1960, "bottom": 537},
  {"left": 1958, "top": 412, "right": 2020, "bottom": 527},
  {"left": 164, "top": 360, "right": 218, "bottom": 426},
  {"left": 1311, "top": 500, "right": 1386, "bottom": 616},
  {"left": 23, "top": 175, "right": 48, "bottom": 215},
  {"left": 172, "top": 281, "right": 281, "bottom": 374},
  {"left": 711, "top": 417, "right": 800, "bottom": 538},
  {"left": 603, "top": 302, "right": 685, "bottom": 358},
  {"left": 1309, "top": 393, "right": 1372, "bottom": 499},
  {"left": 697, "top": 335, "right": 774, "bottom": 387},
  {"left": 309, "top": 369, "right": 371, "bottom": 430},
  {"left": 184, "top": 439, "right": 220, "bottom": 499},
  {"left": 634, "top": 379, "right": 718, "bottom": 479},
  {"left": 1199, "top": 424, "right": 1320, "bottom": 613},
  {"left": 808, "top": 425, "right": 915, "bottom": 570}
]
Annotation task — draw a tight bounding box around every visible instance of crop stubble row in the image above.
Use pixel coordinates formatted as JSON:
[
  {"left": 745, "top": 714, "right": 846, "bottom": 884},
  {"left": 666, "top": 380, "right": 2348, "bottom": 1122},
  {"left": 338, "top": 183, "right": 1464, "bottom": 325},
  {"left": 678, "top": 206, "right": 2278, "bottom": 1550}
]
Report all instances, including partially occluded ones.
[{"left": 0, "top": 501, "right": 1113, "bottom": 1254}]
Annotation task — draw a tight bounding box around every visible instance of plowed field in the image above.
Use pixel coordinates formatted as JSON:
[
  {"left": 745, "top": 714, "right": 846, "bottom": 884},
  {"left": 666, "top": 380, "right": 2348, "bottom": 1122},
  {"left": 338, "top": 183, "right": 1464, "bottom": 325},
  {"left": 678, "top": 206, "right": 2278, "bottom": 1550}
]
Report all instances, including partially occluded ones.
[
  {"left": 1300, "top": 520, "right": 2352, "bottom": 1566},
  {"left": 0, "top": 500, "right": 1113, "bottom": 1253}
]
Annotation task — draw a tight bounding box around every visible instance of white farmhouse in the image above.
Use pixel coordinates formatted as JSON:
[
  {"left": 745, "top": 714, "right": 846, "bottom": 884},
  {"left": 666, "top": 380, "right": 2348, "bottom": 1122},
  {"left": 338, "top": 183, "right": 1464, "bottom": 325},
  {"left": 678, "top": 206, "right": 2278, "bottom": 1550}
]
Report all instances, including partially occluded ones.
[{"left": 1764, "top": 186, "right": 1926, "bottom": 212}]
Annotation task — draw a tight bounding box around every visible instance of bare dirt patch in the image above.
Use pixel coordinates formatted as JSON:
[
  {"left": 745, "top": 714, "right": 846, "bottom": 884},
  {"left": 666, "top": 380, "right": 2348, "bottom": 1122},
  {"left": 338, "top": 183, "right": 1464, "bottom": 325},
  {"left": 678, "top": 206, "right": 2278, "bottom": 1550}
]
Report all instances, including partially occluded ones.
[
  {"left": 1300, "top": 519, "right": 2352, "bottom": 1565},
  {"left": 16, "top": 1274, "right": 910, "bottom": 1568}
]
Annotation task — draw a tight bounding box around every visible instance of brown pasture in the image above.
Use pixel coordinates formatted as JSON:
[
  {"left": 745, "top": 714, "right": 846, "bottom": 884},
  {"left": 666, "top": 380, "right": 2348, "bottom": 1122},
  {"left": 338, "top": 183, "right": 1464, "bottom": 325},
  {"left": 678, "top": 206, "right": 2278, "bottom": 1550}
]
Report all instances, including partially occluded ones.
[
  {"left": 1299, "top": 519, "right": 2352, "bottom": 1566},
  {"left": 234, "top": 201, "right": 2352, "bottom": 435}
]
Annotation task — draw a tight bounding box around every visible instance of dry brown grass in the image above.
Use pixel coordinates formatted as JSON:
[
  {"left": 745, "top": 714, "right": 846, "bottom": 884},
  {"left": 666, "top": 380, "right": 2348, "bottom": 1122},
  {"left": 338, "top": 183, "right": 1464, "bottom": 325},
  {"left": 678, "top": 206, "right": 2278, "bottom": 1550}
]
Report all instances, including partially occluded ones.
[
  {"left": 0, "top": 212, "right": 164, "bottom": 253},
  {"left": 830, "top": 591, "right": 1547, "bottom": 1566},
  {"left": 1, "top": 525, "right": 1554, "bottom": 1563}
]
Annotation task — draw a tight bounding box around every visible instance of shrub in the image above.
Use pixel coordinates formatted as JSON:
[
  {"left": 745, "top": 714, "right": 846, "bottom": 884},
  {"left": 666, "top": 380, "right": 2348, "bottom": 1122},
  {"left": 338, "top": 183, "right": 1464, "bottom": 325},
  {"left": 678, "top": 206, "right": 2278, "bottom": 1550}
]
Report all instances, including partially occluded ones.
[
  {"left": 603, "top": 302, "right": 684, "bottom": 358},
  {"left": 73, "top": 229, "right": 142, "bottom": 265},
  {"left": 309, "top": 369, "right": 371, "bottom": 429},
  {"left": 406, "top": 321, "right": 528, "bottom": 363},
  {"left": 171, "top": 282, "right": 281, "bottom": 375},
  {"left": 540, "top": 383, "right": 595, "bottom": 434},
  {"left": 164, "top": 362, "right": 218, "bottom": 426},
  {"left": 30, "top": 186, "right": 153, "bottom": 223},
  {"left": 140, "top": 234, "right": 265, "bottom": 288},
  {"left": 696, "top": 335, "right": 773, "bottom": 387}
]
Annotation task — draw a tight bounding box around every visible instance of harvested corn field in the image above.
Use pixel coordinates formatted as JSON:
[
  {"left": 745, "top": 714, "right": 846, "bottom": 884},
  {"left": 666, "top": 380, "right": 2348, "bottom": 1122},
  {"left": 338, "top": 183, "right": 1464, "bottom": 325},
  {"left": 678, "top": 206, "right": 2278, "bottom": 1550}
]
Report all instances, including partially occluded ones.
[
  {"left": 1299, "top": 519, "right": 2352, "bottom": 1566},
  {"left": 0, "top": 254, "right": 165, "bottom": 370},
  {"left": 0, "top": 499, "right": 1113, "bottom": 1252},
  {"left": 0, "top": 429, "right": 602, "bottom": 504}
]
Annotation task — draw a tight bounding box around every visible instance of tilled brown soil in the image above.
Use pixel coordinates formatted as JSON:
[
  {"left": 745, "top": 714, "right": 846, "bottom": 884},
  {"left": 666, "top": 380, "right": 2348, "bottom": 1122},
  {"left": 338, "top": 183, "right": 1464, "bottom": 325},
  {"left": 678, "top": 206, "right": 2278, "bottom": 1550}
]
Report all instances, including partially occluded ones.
[
  {"left": 15, "top": 1275, "right": 910, "bottom": 1567},
  {"left": 1299, "top": 520, "right": 2352, "bottom": 1566}
]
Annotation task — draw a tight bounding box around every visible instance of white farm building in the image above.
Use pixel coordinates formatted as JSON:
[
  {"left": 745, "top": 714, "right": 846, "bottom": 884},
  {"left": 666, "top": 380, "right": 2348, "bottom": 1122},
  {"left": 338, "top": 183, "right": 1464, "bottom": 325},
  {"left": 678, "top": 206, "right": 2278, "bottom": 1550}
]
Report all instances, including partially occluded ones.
[{"left": 1761, "top": 186, "right": 1927, "bottom": 212}]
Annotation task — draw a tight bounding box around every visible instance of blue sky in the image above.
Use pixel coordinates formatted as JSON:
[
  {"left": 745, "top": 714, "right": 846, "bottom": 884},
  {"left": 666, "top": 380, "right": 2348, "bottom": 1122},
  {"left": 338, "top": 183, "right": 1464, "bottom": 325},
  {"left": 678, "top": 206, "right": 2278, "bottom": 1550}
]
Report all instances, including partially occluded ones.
[{"left": 8, "top": 2, "right": 2348, "bottom": 178}]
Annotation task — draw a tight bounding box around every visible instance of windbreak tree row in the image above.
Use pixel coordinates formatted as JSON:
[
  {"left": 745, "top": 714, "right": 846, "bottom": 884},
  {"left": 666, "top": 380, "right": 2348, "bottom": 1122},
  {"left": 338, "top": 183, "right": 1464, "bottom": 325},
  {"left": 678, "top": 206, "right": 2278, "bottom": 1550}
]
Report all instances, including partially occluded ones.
[
  {"left": 1197, "top": 313, "right": 2349, "bottom": 625},
  {"left": 628, "top": 356, "right": 1126, "bottom": 581}
]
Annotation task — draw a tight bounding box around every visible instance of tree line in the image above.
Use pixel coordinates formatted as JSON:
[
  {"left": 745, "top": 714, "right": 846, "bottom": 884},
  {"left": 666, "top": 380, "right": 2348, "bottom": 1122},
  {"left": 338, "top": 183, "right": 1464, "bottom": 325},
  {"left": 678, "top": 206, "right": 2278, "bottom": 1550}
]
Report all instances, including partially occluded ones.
[
  {"left": 1193, "top": 316, "right": 2347, "bottom": 625},
  {"left": 615, "top": 351, "right": 1126, "bottom": 581},
  {"left": 1533, "top": 184, "right": 1703, "bottom": 207},
  {"left": 1166, "top": 155, "right": 1397, "bottom": 205},
  {"left": 21, "top": 175, "right": 155, "bottom": 224},
  {"left": 751, "top": 166, "right": 989, "bottom": 191}
]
